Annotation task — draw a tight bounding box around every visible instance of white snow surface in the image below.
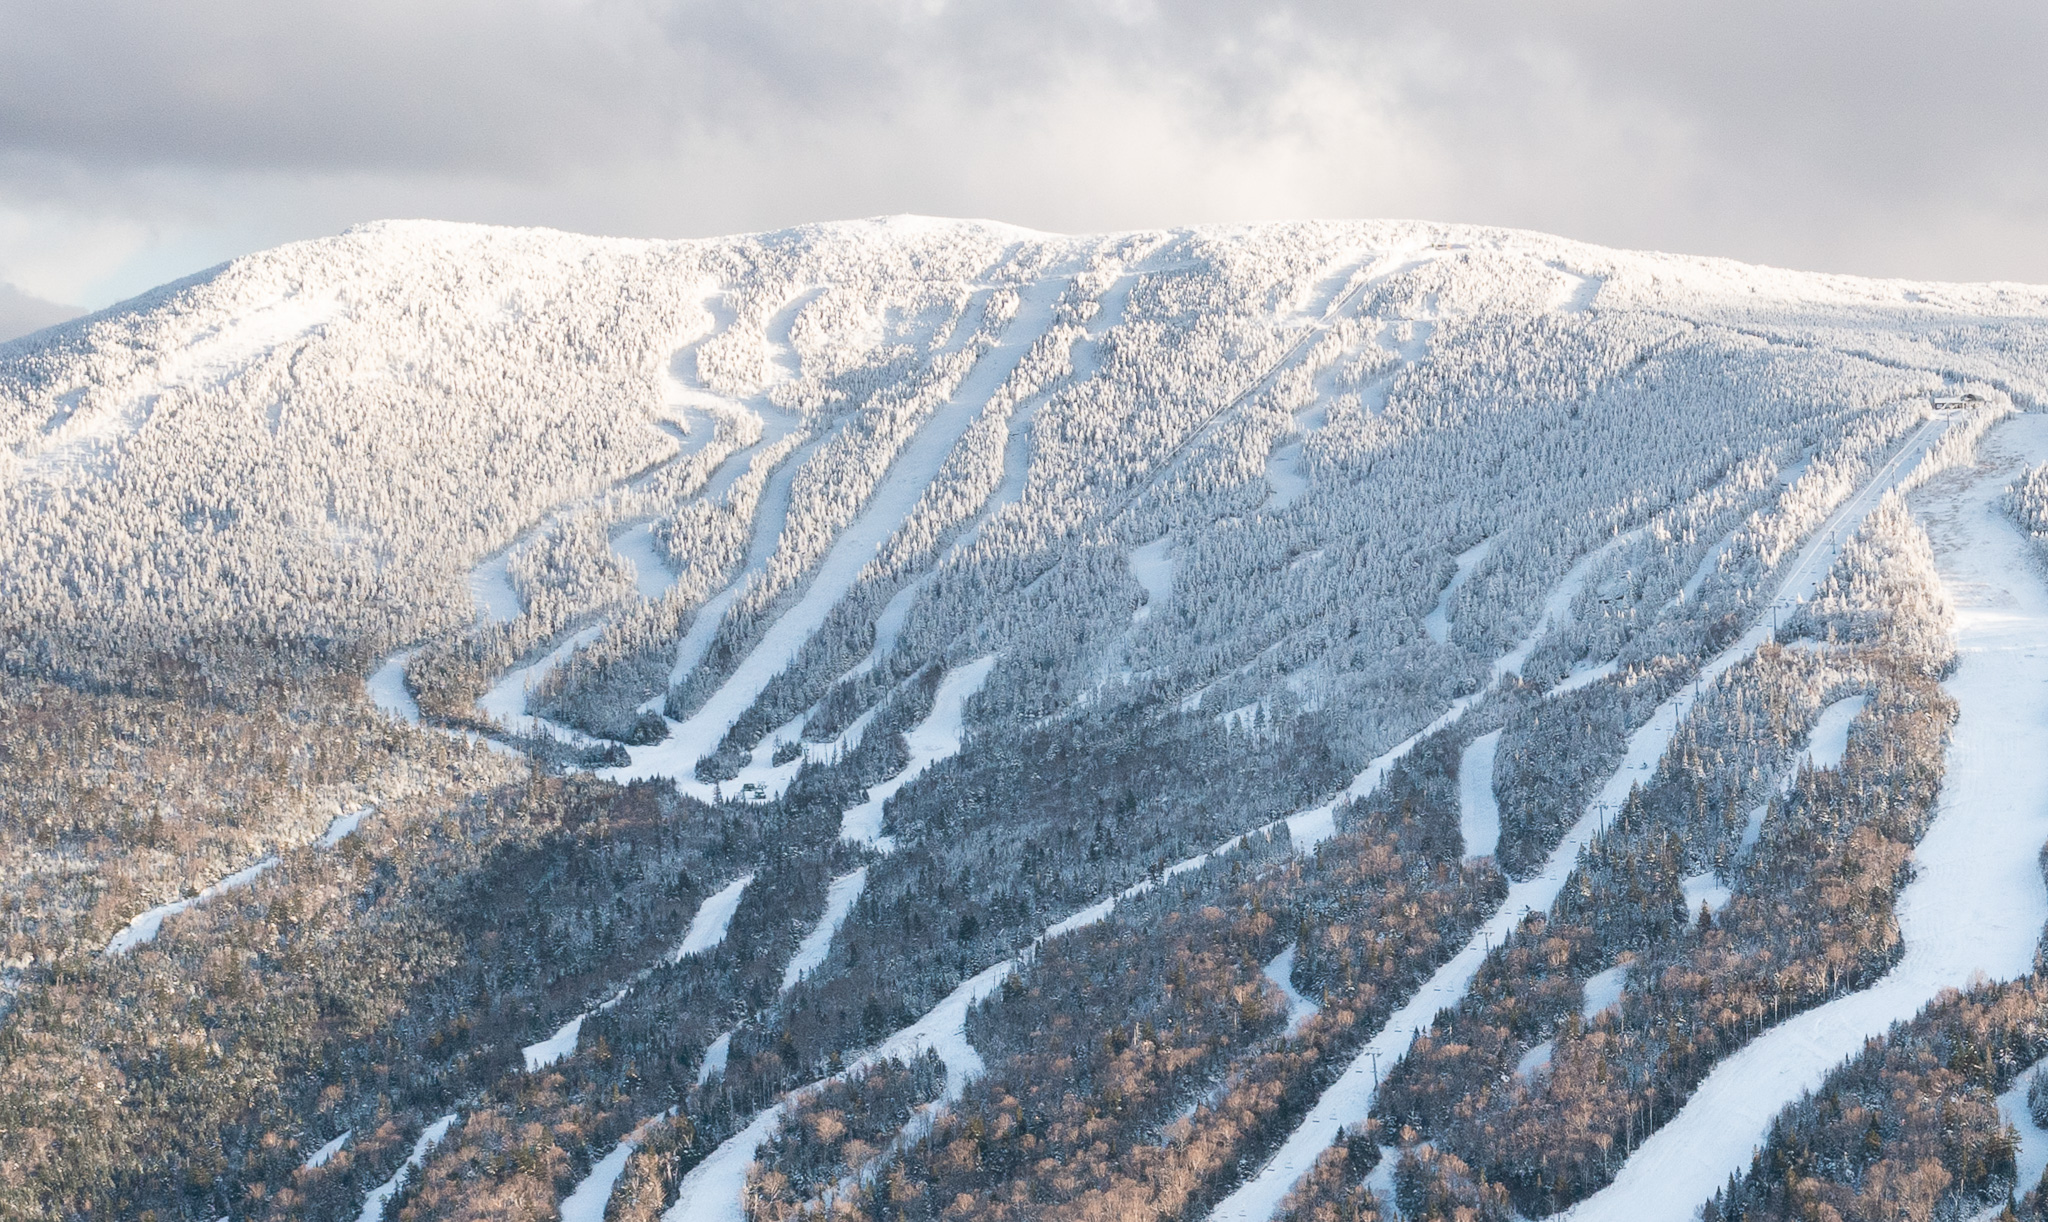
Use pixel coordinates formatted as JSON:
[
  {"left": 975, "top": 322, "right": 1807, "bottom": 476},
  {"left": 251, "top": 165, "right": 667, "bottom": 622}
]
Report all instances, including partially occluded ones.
[
  {"left": 784, "top": 868, "right": 869, "bottom": 993},
  {"left": 467, "top": 550, "right": 523, "bottom": 622},
  {"left": 477, "top": 622, "right": 606, "bottom": 742},
  {"left": 1205, "top": 411, "right": 1956, "bottom": 1222},
  {"left": 1424, "top": 538, "right": 1494, "bottom": 646},
  {"left": 672, "top": 873, "right": 756, "bottom": 961},
  {"left": 104, "top": 855, "right": 280, "bottom": 955},
  {"left": 1128, "top": 536, "right": 1175, "bottom": 624},
  {"left": 696, "top": 1031, "right": 732, "bottom": 1085},
  {"left": 1517, "top": 1039, "right": 1556, "bottom": 1079},
  {"left": 356, "top": 1112, "right": 457, "bottom": 1222},
  {"left": 1263, "top": 944, "right": 1321, "bottom": 1036},
  {"left": 611, "top": 519, "right": 680, "bottom": 601},
  {"left": 1681, "top": 872, "right": 1734, "bottom": 916},
  {"left": 303, "top": 1130, "right": 351, "bottom": 1170},
  {"left": 839, "top": 656, "right": 996, "bottom": 850},
  {"left": 1580, "top": 964, "right": 1629, "bottom": 1020},
  {"left": 1804, "top": 692, "right": 1868, "bottom": 771},
  {"left": 1988, "top": 1060, "right": 2048, "bottom": 1220},
  {"left": 1558, "top": 413, "right": 2048, "bottom": 1222},
  {"left": 562, "top": 1114, "right": 675, "bottom": 1222},
  {"left": 1458, "top": 730, "right": 1503, "bottom": 862},
  {"left": 523, "top": 1012, "right": 591, "bottom": 1073},
  {"left": 315, "top": 807, "right": 372, "bottom": 849},
  {"left": 366, "top": 650, "right": 421, "bottom": 724}
]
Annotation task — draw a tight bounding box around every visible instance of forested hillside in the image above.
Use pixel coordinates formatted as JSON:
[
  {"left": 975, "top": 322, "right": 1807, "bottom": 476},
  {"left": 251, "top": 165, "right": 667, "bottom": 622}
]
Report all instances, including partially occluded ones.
[{"left": 4, "top": 216, "right": 2048, "bottom": 1222}]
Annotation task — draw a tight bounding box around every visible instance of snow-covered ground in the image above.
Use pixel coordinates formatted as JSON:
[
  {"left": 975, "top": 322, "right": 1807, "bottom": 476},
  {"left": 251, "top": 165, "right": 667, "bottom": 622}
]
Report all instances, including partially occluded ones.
[
  {"left": 1128, "top": 536, "right": 1175, "bottom": 624},
  {"left": 366, "top": 650, "right": 422, "bottom": 724},
  {"left": 1558, "top": 412, "right": 2048, "bottom": 1222},
  {"left": 783, "top": 868, "right": 869, "bottom": 993},
  {"left": 1203, "top": 410, "right": 1958, "bottom": 1222},
  {"left": 104, "top": 855, "right": 279, "bottom": 955},
  {"left": 1424, "top": 538, "right": 1494, "bottom": 646},
  {"left": 1263, "top": 944, "right": 1321, "bottom": 1036},
  {"left": 303, "top": 1129, "right": 351, "bottom": 1170},
  {"left": 1804, "top": 692, "right": 1867, "bottom": 771},
  {"left": 1457, "top": 730, "right": 1503, "bottom": 862},
  {"left": 356, "top": 1112, "right": 457, "bottom": 1222},
  {"left": 672, "top": 873, "right": 756, "bottom": 960},
  {"left": 467, "top": 550, "right": 523, "bottom": 622},
  {"left": 839, "top": 656, "right": 996, "bottom": 849},
  {"left": 1580, "top": 964, "right": 1629, "bottom": 1020},
  {"left": 315, "top": 806, "right": 373, "bottom": 849},
  {"left": 611, "top": 519, "right": 679, "bottom": 601},
  {"left": 1984, "top": 1060, "right": 2048, "bottom": 1221},
  {"left": 477, "top": 623, "right": 607, "bottom": 742}
]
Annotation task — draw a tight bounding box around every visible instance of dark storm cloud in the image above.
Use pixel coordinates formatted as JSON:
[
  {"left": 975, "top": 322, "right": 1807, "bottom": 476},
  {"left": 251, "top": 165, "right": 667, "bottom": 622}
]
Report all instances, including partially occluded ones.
[{"left": 3, "top": 0, "right": 2045, "bottom": 301}]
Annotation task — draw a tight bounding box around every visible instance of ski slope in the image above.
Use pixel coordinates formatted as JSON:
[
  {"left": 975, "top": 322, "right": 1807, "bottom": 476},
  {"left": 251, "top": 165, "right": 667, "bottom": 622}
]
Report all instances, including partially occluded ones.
[
  {"left": 1559, "top": 412, "right": 2048, "bottom": 1222},
  {"left": 609, "top": 274, "right": 1072, "bottom": 796},
  {"left": 1203, "top": 410, "right": 1957, "bottom": 1222},
  {"left": 1458, "top": 730, "right": 1503, "bottom": 862}
]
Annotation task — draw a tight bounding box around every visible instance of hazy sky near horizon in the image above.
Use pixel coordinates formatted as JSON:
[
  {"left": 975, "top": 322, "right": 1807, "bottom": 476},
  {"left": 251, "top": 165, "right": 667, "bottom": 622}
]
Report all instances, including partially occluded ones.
[{"left": 3, "top": 0, "right": 2043, "bottom": 307}]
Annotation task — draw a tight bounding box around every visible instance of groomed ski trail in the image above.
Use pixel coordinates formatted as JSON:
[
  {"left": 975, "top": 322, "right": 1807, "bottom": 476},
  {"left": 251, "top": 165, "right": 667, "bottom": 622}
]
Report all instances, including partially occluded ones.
[
  {"left": 1202, "top": 410, "right": 1956, "bottom": 1222},
  {"left": 1557, "top": 411, "right": 2048, "bottom": 1222}
]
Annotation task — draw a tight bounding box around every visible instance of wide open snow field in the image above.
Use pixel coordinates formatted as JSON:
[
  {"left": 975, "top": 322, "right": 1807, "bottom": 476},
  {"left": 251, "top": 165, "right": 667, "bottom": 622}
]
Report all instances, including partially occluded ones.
[
  {"left": 1558, "top": 412, "right": 2048, "bottom": 1222},
  {"left": 1205, "top": 410, "right": 1958, "bottom": 1222}
]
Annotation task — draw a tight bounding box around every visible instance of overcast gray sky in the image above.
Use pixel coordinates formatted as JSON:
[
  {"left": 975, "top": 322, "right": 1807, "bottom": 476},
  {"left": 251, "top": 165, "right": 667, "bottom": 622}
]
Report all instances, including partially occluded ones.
[{"left": 3, "top": 0, "right": 2043, "bottom": 307}]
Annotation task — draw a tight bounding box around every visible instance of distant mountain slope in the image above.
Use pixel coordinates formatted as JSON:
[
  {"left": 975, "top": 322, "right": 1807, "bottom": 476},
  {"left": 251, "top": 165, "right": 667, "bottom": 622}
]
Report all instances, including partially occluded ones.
[
  {"left": 0, "top": 281, "right": 81, "bottom": 343},
  {"left": 4, "top": 218, "right": 2048, "bottom": 1222}
]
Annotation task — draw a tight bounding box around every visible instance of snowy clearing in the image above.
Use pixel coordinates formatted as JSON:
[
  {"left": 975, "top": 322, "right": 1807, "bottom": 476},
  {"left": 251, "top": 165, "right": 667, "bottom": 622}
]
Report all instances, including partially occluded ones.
[
  {"left": 302, "top": 1129, "right": 350, "bottom": 1170},
  {"left": 1558, "top": 413, "right": 2048, "bottom": 1222},
  {"left": 467, "top": 550, "right": 523, "bottom": 622},
  {"left": 315, "top": 807, "right": 372, "bottom": 849},
  {"left": 1805, "top": 692, "right": 1868, "bottom": 771},
  {"left": 1458, "top": 730, "right": 1503, "bottom": 862},
  {"left": 1128, "top": 536, "right": 1175, "bottom": 624},
  {"left": 1580, "top": 964, "right": 1629, "bottom": 1020}
]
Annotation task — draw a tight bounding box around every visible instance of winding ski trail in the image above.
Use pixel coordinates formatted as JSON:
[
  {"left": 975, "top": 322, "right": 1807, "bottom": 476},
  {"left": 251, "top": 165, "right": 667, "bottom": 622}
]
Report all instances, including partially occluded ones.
[
  {"left": 608, "top": 273, "right": 1072, "bottom": 798},
  {"left": 1204, "top": 410, "right": 1956, "bottom": 1222},
  {"left": 1558, "top": 411, "right": 2048, "bottom": 1222}
]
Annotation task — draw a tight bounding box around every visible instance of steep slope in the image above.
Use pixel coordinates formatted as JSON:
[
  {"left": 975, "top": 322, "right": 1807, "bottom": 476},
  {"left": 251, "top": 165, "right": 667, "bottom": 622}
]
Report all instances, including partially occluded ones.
[{"left": 3, "top": 217, "right": 2048, "bottom": 1222}]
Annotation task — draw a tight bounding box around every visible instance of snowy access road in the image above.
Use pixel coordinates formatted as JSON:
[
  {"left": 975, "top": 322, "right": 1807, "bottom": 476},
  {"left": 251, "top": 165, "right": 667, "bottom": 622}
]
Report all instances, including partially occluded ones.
[
  {"left": 1203, "top": 410, "right": 1957, "bottom": 1222},
  {"left": 608, "top": 272, "right": 1071, "bottom": 798},
  {"left": 1559, "top": 412, "right": 2048, "bottom": 1222}
]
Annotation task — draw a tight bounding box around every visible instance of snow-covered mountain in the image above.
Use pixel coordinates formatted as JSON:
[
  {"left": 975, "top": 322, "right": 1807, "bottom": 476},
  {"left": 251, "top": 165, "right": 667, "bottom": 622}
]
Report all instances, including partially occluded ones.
[{"left": 5, "top": 217, "right": 2048, "bottom": 1222}]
